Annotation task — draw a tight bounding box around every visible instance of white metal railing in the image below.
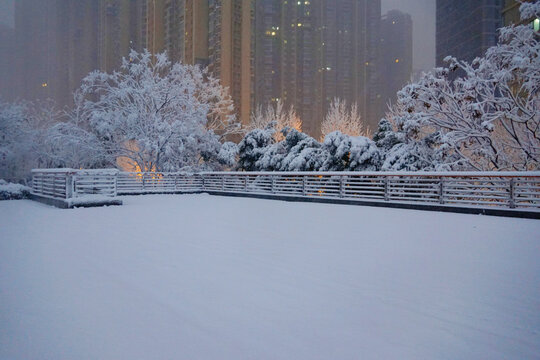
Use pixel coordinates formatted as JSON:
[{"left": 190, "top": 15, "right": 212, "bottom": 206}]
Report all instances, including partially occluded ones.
[
  {"left": 32, "top": 169, "right": 119, "bottom": 200},
  {"left": 32, "top": 169, "right": 540, "bottom": 211}
]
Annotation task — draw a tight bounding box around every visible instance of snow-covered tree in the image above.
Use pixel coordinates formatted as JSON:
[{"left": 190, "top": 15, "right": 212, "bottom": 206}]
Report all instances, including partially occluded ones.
[
  {"left": 40, "top": 122, "right": 108, "bottom": 169},
  {"left": 247, "top": 100, "right": 302, "bottom": 141},
  {"left": 0, "top": 101, "right": 33, "bottom": 181},
  {"left": 387, "top": 3, "right": 539, "bottom": 171},
  {"left": 321, "top": 99, "right": 369, "bottom": 140},
  {"left": 73, "top": 50, "right": 224, "bottom": 172},
  {"left": 190, "top": 67, "right": 241, "bottom": 140}
]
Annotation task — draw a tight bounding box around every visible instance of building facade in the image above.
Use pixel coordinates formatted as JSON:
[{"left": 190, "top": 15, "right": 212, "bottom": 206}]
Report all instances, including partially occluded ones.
[
  {"left": 163, "top": 0, "right": 209, "bottom": 66},
  {"left": 0, "top": 24, "right": 16, "bottom": 101},
  {"left": 208, "top": 0, "right": 253, "bottom": 127},
  {"left": 276, "top": 0, "right": 382, "bottom": 138},
  {"left": 253, "top": 0, "right": 281, "bottom": 110},
  {"left": 316, "top": 0, "right": 382, "bottom": 132},
  {"left": 98, "top": 0, "right": 142, "bottom": 73},
  {"left": 380, "top": 10, "right": 412, "bottom": 112},
  {"left": 436, "top": 0, "right": 503, "bottom": 67}
]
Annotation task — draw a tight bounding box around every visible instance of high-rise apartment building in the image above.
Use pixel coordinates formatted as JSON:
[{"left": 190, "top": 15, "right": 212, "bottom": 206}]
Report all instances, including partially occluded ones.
[
  {"left": 436, "top": 0, "right": 503, "bottom": 67},
  {"left": 208, "top": 0, "right": 253, "bottom": 127},
  {"left": 502, "top": 0, "right": 539, "bottom": 28},
  {"left": 380, "top": 10, "right": 412, "bottom": 111},
  {"left": 164, "top": 0, "right": 209, "bottom": 65},
  {"left": 312, "top": 0, "right": 381, "bottom": 134},
  {"left": 15, "top": 0, "right": 141, "bottom": 106},
  {"left": 0, "top": 24, "right": 16, "bottom": 101},
  {"left": 98, "top": 0, "right": 143, "bottom": 73},
  {"left": 253, "top": 0, "right": 281, "bottom": 109},
  {"left": 279, "top": 0, "right": 317, "bottom": 134},
  {"left": 15, "top": 0, "right": 64, "bottom": 105}
]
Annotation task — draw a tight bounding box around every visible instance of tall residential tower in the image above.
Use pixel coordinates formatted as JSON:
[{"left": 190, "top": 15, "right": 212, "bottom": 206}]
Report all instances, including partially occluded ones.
[
  {"left": 436, "top": 0, "right": 503, "bottom": 66},
  {"left": 380, "top": 10, "right": 413, "bottom": 111}
]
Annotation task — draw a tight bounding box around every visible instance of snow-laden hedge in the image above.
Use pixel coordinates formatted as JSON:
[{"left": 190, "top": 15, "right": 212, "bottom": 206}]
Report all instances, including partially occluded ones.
[{"left": 0, "top": 180, "right": 31, "bottom": 200}]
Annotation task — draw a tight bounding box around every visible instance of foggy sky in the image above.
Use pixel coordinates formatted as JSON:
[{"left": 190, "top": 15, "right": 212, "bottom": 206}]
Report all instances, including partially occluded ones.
[
  {"left": 0, "top": 0, "right": 14, "bottom": 28},
  {"left": 382, "top": 0, "right": 436, "bottom": 74}
]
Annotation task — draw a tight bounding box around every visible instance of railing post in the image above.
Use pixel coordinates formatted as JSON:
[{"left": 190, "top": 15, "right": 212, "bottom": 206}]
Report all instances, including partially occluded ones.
[
  {"left": 174, "top": 173, "right": 178, "bottom": 192},
  {"left": 509, "top": 178, "right": 515, "bottom": 209},
  {"left": 302, "top": 176, "right": 307, "bottom": 196},
  {"left": 201, "top": 174, "right": 205, "bottom": 191},
  {"left": 339, "top": 175, "right": 345, "bottom": 198},
  {"left": 384, "top": 177, "right": 389, "bottom": 201},
  {"left": 221, "top": 175, "right": 225, "bottom": 191},
  {"left": 244, "top": 175, "right": 248, "bottom": 191},
  {"left": 66, "top": 173, "right": 73, "bottom": 199},
  {"left": 271, "top": 175, "right": 276, "bottom": 194},
  {"left": 113, "top": 173, "right": 118, "bottom": 197},
  {"left": 439, "top": 177, "right": 445, "bottom": 204},
  {"left": 142, "top": 173, "right": 146, "bottom": 191}
]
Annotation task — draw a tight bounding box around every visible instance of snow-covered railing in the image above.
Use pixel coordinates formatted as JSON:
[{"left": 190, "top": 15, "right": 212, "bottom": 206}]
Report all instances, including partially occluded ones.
[
  {"left": 32, "top": 169, "right": 540, "bottom": 212},
  {"left": 117, "top": 172, "right": 203, "bottom": 194},
  {"left": 114, "top": 171, "right": 540, "bottom": 211},
  {"left": 31, "top": 169, "right": 73, "bottom": 200},
  {"left": 32, "top": 169, "right": 119, "bottom": 200}
]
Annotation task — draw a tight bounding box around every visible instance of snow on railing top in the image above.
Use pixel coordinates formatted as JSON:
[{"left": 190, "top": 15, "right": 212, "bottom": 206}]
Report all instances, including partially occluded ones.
[{"left": 195, "top": 171, "right": 540, "bottom": 177}]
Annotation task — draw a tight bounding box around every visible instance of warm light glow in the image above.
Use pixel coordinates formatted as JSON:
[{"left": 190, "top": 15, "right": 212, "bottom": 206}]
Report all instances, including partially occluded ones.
[
  {"left": 41, "top": 83, "right": 48, "bottom": 87},
  {"left": 395, "top": 58, "right": 400, "bottom": 63}
]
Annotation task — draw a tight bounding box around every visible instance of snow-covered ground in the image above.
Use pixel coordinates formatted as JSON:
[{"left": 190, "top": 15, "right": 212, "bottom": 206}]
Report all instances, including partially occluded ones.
[{"left": 1, "top": 194, "right": 539, "bottom": 360}]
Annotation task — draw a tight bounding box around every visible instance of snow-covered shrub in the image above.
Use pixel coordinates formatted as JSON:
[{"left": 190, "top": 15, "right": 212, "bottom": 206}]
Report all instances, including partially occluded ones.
[
  {"left": 0, "top": 180, "right": 31, "bottom": 200},
  {"left": 280, "top": 135, "right": 328, "bottom": 171},
  {"left": 257, "top": 129, "right": 326, "bottom": 171},
  {"left": 372, "top": 119, "right": 402, "bottom": 152},
  {"left": 237, "top": 127, "right": 275, "bottom": 171},
  {"left": 322, "top": 131, "right": 381, "bottom": 171},
  {"left": 217, "top": 142, "right": 239, "bottom": 168}
]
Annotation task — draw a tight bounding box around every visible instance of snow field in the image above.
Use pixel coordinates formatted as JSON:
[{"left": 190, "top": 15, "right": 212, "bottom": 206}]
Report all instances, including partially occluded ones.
[{"left": 0, "top": 194, "right": 539, "bottom": 359}]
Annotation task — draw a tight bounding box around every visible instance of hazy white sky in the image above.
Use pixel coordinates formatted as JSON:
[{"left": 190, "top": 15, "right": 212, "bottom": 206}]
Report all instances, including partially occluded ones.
[{"left": 382, "top": 0, "right": 436, "bottom": 73}]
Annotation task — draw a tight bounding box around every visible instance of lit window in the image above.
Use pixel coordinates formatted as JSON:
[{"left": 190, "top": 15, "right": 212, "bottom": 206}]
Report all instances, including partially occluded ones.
[
  {"left": 534, "top": 18, "right": 539, "bottom": 32},
  {"left": 395, "top": 59, "right": 399, "bottom": 63}
]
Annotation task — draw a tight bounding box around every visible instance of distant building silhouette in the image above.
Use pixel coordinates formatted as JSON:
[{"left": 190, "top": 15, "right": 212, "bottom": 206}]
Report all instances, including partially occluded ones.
[
  {"left": 380, "top": 10, "right": 412, "bottom": 113},
  {"left": 207, "top": 0, "right": 253, "bottom": 127},
  {"left": 436, "top": 0, "right": 503, "bottom": 67},
  {"left": 0, "top": 24, "right": 16, "bottom": 101},
  {"left": 253, "top": 0, "right": 281, "bottom": 111},
  {"left": 13, "top": 0, "right": 388, "bottom": 136},
  {"left": 312, "top": 0, "right": 382, "bottom": 135}
]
